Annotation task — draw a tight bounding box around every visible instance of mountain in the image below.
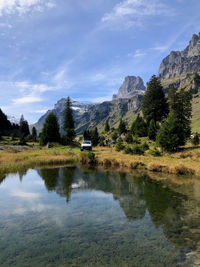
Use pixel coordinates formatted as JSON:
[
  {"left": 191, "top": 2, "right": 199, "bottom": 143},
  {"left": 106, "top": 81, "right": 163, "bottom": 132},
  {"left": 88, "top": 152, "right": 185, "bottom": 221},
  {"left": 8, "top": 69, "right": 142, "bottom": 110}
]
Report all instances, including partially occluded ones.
[
  {"left": 159, "top": 33, "right": 200, "bottom": 80},
  {"left": 33, "top": 76, "right": 145, "bottom": 134},
  {"left": 8, "top": 116, "right": 20, "bottom": 125},
  {"left": 33, "top": 32, "right": 200, "bottom": 134},
  {"left": 32, "top": 100, "right": 94, "bottom": 133},
  {"left": 112, "top": 76, "right": 145, "bottom": 100},
  {"left": 158, "top": 32, "right": 200, "bottom": 131}
]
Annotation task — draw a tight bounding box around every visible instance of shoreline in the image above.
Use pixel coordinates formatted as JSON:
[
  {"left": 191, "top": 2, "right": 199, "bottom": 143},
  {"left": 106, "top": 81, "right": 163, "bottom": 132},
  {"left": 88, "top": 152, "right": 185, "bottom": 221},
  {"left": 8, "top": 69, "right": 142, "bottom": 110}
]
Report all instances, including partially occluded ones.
[{"left": 0, "top": 145, "right": 199, "bottom": 179}]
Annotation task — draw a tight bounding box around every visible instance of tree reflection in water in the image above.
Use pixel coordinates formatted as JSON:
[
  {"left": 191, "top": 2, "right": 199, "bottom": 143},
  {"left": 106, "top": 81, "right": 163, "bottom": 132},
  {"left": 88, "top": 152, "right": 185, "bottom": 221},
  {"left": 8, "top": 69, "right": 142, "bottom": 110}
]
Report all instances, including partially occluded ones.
[{"left": 37, "top": 166, "right": 200, "bottom": 264}]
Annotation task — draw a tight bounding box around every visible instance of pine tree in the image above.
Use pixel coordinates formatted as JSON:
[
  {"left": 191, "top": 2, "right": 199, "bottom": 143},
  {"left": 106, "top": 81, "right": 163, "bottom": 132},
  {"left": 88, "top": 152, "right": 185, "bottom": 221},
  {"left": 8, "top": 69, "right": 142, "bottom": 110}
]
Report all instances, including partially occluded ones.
[
  {"left": 168, "top": 88, "right": 192, "bottom": 144},
  {"left": 118, "top": 118, "right": 126, "bottom": 135},
  {"left": 142, "top": 75, "right": 168, "bottom": 125},
  {"left": 63, "top": 97, "right": 75, "bottom": 144},
  {"left": 124, "top": 132, "right": 133, "bottom": 144},
  {"left": 32, "top": 127, "right": 37, "bottom": 142},
  {"left": 115, "top": 137, "right": 124, "bottom": 152},
  {"left": 0, "top": 108, "right": 11, "bottom": 135},
  {"left": 19, "top": 115, "right": 30, "bottom": 137},
  {"left": 156, "top": 112, "right": 184, "bottom": 152},
  {"left": 148, "top": 119, "right": 158, "bottom": 141},
  {"left": 131, "top": 114, "right": 147, "bottom": 137},
  {"left": 40, "top": 113, "right": 60, "bottom": 145},
  {"left": 90, "top": 127, "right": 99, "bottom": 146},
  {"left": 83, "top": 130, "right": 91, "bottom": 140},
  {"left": 104, "top": 119, "right": 110, "bottom": 132}
]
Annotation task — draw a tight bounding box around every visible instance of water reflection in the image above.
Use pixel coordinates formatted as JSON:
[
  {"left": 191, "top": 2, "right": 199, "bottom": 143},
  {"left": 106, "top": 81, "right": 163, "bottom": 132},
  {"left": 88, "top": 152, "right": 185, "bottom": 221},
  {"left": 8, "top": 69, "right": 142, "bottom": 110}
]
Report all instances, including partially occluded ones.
[
  {"left": 37, "top": 166, "right": 200, "bottom": 254},
  {"left": 1, "top": 166, "right": 200, "bottom": 266}
]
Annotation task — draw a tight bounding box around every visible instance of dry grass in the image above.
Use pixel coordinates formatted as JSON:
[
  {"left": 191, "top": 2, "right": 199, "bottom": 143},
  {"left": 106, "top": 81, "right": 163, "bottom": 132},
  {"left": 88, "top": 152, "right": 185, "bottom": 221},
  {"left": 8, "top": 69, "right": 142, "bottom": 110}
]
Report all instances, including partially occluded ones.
[
  {"left": 0, "top": 147, "right": 76, "bottom": 176},
  {"left": 0, "top": 144, "right": 199, "bottom": 178},
  {"left": 94, "top": 147, "right": 199, "bottom": 177}
]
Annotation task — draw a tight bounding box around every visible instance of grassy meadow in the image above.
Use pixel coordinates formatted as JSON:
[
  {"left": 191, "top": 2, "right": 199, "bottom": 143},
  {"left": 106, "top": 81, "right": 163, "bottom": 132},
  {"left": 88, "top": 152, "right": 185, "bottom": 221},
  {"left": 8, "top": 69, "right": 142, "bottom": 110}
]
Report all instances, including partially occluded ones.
[{"left": 1, "top": 134, "right": 200, "bottom": 179}]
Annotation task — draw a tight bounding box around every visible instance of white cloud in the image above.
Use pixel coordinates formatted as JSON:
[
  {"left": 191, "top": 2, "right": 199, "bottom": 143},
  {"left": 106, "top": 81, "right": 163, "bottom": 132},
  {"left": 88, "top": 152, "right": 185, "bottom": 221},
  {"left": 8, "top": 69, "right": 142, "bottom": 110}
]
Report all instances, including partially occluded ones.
[
  {"left": 13, "top": 96, "right": 42, "bottom": 104},
  {"left": 128, "top": 49, "right": 146, "bottom": 58},
  {"left": 0, "top": 0, "right": 55, "bottom": 16},
  {"left": 101, "top": 0, "right": 174, "bottom": 28},
  {"left": 33, "top": 109, "right": 48, "bottom": 113},
  {"left": 10, "top": 189, "right": 40, "bottom": 199}
]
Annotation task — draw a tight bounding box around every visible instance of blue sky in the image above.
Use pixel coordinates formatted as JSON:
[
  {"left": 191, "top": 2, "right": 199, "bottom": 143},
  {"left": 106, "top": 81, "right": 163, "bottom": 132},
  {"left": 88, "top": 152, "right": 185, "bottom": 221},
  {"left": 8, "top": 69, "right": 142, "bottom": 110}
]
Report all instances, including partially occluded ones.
[{"left": 0, "top": 0, "right": 200, "bottom": 123}]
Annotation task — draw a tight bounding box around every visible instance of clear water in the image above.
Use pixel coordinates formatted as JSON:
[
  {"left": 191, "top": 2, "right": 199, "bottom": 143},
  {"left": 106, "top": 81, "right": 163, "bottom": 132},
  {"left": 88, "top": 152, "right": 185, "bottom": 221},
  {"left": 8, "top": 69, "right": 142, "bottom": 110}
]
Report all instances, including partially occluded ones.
[{"left": 0, "top": 166, "right": 199, "bottom": 266}]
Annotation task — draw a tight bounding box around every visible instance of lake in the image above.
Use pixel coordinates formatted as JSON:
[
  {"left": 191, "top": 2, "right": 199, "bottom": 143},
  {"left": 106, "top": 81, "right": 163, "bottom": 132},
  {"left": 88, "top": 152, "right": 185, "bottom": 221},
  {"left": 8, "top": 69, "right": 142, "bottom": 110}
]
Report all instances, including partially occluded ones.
[{"left": 0, "top": 166, "right": 199, "bottom": 266}]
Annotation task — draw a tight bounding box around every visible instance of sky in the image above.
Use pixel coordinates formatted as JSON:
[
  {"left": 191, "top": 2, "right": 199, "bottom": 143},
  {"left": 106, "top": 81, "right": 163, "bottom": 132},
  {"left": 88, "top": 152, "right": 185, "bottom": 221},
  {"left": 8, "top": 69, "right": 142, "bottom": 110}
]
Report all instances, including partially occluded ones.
[{"left": 0, "top": 0, "right": 200, "bottom": 124}]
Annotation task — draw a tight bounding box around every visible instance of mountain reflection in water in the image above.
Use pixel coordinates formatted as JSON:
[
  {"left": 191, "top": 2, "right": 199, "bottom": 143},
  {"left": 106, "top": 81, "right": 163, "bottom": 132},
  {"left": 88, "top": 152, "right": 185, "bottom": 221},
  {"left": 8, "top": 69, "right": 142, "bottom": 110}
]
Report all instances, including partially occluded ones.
[
  {"left": 37, "top": 167, "right": 200, "bottom": 260},
  {"left": 1, "top": 166, "right": 200, "bottom": 266}
]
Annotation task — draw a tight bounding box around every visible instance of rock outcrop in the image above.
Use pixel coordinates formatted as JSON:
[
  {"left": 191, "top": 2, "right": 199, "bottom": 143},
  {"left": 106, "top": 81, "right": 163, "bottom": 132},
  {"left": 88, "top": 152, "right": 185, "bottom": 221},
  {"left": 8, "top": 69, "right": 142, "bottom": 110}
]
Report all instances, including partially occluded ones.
[
  {"left": 159, "top": 33, "right": 200, "bottom": 80},
  {"left": 113, "top": 76, "right": 145, "bottom": 100}
]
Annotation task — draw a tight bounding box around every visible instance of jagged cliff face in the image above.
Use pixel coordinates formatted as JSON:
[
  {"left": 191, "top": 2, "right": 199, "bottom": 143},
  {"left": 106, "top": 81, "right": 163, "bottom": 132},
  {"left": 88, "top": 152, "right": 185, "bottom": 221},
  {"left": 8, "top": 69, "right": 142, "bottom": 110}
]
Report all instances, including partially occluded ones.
[
  {"left": 32, "top": 99, "right": 94, "bottom": 133},
  {"left": 159, "top": 33, "right": 200, "bottom": 80},
  {"left": 33, "top": 77, "right": 144, "bottom": 134},
  {"left": 113, "top": 76, "right": 145, "bottom": 100}
]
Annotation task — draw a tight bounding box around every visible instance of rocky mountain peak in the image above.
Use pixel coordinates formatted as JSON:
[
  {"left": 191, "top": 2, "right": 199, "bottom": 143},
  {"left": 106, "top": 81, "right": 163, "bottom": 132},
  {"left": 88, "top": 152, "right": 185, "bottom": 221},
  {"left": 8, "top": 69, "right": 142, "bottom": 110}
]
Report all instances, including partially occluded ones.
[
  {"left": 112, "top": 76, "right": 145, "bottom": 100},
  {"left": 159, "top": 32, "right": 200, "bottom": 80}
]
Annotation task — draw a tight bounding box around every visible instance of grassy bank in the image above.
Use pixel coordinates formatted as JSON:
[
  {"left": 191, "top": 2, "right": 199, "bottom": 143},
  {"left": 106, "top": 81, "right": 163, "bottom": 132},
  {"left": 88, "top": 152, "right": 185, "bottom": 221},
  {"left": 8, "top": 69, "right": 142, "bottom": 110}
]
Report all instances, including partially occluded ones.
[
  {"left": 0, "top": 144, "right": 200, "bottom": 178},
  {"left": 92, "top": 147, "right": 199, "bottom": 177},
  {"left": 0, "top": 146, "right": 77, "bottom": 176}
]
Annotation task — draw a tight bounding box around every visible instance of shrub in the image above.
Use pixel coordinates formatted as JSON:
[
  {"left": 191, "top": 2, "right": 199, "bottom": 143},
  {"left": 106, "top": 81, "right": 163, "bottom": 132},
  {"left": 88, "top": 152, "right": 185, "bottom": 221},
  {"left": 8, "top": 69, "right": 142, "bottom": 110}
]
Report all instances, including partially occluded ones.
[
  {"left": 132, "top": 135, "right": 140, "bottom": 144},
  {"left": 132, "top": 144, "right": 144, "bottom": 155},
  {"left": 124, "top": 132, "right": 133, "bottom": 144},
  {"left": 124, "top": 146, "right": 133, "bottom": 154},
  {"left": 130, "top": 161, "right": 146, "bottom": 169},
  {"left": 115, "top": 137, "right": 124, "bottom": 152},
  {"left": 148, "top": 147, "right": 161, "bottom": 156},
  {"left": 141, "top": 142, "right": 149, "bottom": 151},
  {"left": 79, "top": 151, "right": 96, "bottom": 165},
  {"left": 172, "top": 164, "right": 195, "bottom": 176},
  {"left": 148, "top": 163, "right": 169, "bottom": 173}
]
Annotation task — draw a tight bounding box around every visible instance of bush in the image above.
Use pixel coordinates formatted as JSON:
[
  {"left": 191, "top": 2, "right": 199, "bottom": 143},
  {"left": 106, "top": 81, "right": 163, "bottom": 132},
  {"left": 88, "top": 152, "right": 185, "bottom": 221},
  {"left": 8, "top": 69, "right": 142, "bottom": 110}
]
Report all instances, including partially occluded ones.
[
  {"left": 132, "top": 135, "right": 140, "bottom": 144},
  {"left": 79, "top": 151, "right": 96, "bottom": 165},
  {"left": 130, "top": 161, "right": 146, "bottom": 169},
  {"left": 124, "top": 132, "right": 133, "bottom": 144},
  {"left": 148, "top": 147, "right": 161, "bottom": 156},
  {"left": 172, "top": 164, "right": 195, "bottom": 176},
  {"left": 115, "top": 137, "right": 124, "bottom": 152},
  {"left": 124, "top": 146, "right": 133, "bottom": 154},
  {"left": 148, "top": 163, "right": 169, "bottom": 173},
  {"left": 132, "top": 144, "right": 144, "bottom": 155},
  {"left": 141, "top": 142, "right": 149, "bottom": 151}
]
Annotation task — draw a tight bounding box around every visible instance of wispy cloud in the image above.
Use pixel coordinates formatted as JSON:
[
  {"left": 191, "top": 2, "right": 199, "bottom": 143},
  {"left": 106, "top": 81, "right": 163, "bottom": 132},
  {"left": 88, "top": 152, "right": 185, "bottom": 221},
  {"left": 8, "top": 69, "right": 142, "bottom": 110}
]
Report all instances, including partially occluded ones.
[
  {"left": 13, "top": 96, "right": 42, "bottom": 104},
  {"left": 0, "top": 0, "right": 55, "bottom": 16},
  {"left": 128, "top": 49, "right": 146, "bottom": 58},
  {"left": 101, "top": 0, "right": 174, "bottom": 29}
]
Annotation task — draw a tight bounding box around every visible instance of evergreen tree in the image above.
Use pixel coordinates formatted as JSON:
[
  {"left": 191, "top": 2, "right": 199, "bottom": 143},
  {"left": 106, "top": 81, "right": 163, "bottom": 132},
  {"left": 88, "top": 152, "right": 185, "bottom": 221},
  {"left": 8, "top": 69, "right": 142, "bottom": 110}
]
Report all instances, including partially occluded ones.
[
  {"left": 118, "top": 118, "right": 126, "bottom": 135},
  {"left": 32, "top": 127, "right": 37, "bottom": 141},
  {"left": 83, "top": 130, "right": 91, "bottom": 140},
  {"left": 0, "top": 108, "right": 11, "bottom": 135},
  {"left": 63, "top": 97, "right": 76, "bottom": 144},
  {"left": 111, "top": 130, "right": 118, "bottom": 143},
  {"left": 142, "top": 75, "right": 168, "bottom": 125},
  {"left": 156, "top": 112, "right": 184, "bottom": 152},
  {"left": 104, "top": 119, "right": 110, "bottom": 132},
  {"left": 168, "top": 88, "right": 192, "bottom": 144},
  {"left": 148, "top": 119, "right": 158, "bottom": 141},
  {"left": 115, "top": 137, "right": 124, "bottom": 152},
  {"left": 19, "top": 115, "right": 30, "bottom": 137},
  {"left": 131, "top": 114, "right": 147, "bottom": 137},
  {"left": 124, "top": 132, "right": 133, "bottom": 144},
  {"left": 90, "top": 127, "right": 99, "bottom": 146},
  {"left": 40, "top": 113, "right": 60, "bottom": 145}
]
